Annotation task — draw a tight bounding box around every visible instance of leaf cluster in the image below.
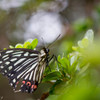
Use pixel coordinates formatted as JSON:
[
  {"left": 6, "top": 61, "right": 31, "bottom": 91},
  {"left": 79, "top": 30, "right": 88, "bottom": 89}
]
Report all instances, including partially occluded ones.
[
  {"left": 43, "top": 29, "right": 100, "bottom": 100},
  {"left": 9, "top": 38, "right": 38, "bottom": 50}
]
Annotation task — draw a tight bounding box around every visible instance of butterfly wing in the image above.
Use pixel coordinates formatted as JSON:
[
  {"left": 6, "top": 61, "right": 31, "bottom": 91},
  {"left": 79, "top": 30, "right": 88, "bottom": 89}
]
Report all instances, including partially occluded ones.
[{"left": 0, "top": 48, "right": 47, "bottom": 93}]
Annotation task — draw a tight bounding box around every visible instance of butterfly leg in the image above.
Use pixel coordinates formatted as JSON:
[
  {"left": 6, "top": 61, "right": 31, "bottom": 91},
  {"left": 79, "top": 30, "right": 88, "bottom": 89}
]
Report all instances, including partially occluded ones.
[
  {"left": 53, "top": 55, "right": 62, "bottom": 71},
  {"left": 48, "top": 55, "right": 54, "bottom": 62},
  {"left": 54, "top": 55, "right": 61, "bottom": 65},
  {"left": 48, "top": 55, "right": 61, "bottom": 64},
  {"left": 46, "top": 55, "right": 54, "bottom": 71}
]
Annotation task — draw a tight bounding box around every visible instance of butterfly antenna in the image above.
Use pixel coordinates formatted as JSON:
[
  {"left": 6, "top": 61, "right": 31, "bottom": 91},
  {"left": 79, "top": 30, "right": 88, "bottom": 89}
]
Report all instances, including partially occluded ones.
[
  {"left": 47, "top": 34, "right": 61, "bottom": 48},
  {"left": 41, "top": 37, "right": 46, "bottom": 48}
]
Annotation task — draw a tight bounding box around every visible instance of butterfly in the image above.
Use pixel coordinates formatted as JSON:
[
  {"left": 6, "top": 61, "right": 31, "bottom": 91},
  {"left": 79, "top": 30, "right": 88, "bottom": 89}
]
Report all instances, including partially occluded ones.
[{"left": 0, "top": 47, "right": 53, "bottom": 93}]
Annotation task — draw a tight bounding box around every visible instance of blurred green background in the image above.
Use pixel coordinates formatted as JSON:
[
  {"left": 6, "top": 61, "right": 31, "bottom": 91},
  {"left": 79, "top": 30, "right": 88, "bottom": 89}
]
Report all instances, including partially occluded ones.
[{"left": 0, "top": 0, "right": 100, "bottom": 100}]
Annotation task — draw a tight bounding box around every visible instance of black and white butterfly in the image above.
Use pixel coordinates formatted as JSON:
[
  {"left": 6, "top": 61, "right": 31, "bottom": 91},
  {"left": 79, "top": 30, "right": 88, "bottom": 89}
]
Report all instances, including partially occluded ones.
[{"left": 0, "top": 47, "right": 53, "bottom": 93}]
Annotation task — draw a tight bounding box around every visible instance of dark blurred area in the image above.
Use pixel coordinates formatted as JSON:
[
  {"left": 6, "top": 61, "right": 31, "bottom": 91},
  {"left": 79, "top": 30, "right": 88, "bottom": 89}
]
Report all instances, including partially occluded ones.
[{"left": 0, "top": 0, "right": 100, "bottom": 100}]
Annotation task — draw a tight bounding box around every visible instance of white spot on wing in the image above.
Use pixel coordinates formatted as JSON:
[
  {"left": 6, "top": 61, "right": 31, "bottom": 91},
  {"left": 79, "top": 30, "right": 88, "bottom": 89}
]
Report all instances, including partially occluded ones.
[
  {"left": 13, "top": 54, "right": 21, "bottom": 57},
  {"left": 13, "top": 79, "right": 16, "bottom": 83},
  {"left": 8, "top": 66, "right": 13, "bottom": 70},
  {"left": 29, "top": 71, "right": 33, "bottom": 80},
  {"left": 4, "top": 70, "right": 7, "bottom": 73},
  {"left": 0, "top": 66, "right": 4, "bottom": 69},
  {"left": 14, "top": 58, "right": 25, "bottom": 66},
  {"left": 24, "top": 74, "right": 29, "bottom": 80},
  {"left": 33, "top": 66, "right": 38, "bottom": 81},
  {"left": 13, "top": 51, "right": 23, "bottom": 54},
  {"left": 8, "top": 73, "right": 11, "bottom": 76},
  {"left": 30, "top": 53, "right": 37, "bottom": 56},
  {"left": 4, "top": 57, "right": 9, "bottom": 61},
  {"left": 6, "top": 50, "right": 13, "bottom": 53},
  {"left": 2, "top": 55, "right": 8, "bottom": 58},
  {"left": 24, "top": 52, "right": 29, "bottom": 56},
  {"left": 10, "top": 83, "right": 13, "bottom": 86},
  {"left": 0, "top": 61, "right": 2, "bottom": 64},
  {"left": 5, "top": 61, "right": 10, "bottom": 65},
  {"left": 10, "top": 58, "right": 17, "bottom": 62}
]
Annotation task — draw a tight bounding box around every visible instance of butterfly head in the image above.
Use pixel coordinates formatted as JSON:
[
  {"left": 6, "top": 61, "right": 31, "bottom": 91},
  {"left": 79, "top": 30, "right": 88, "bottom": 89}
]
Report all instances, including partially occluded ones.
[
  {"left": 40, "top": 48, "right": 50, "bottom": 58},
  {"left": 45, "top": 48, "right": 50, "bottom": 53},
  {"left": 43, "top": 48, "right": 50, "bottom": 56},
  {"left": 41, "top": 47, "right": 50, "bottom": 54}
]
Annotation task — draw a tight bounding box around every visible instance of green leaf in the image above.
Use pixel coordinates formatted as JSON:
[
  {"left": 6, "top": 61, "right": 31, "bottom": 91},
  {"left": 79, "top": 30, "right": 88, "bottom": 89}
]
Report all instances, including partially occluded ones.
[
  {"left": 23, "top": 41, "right": 31, "bottom": 49},
  {"left": 78, "top": 30, "right": 94, "bottom": 49},
  {"left": 81, "top": 38, "right": 89, "bottom": 48},
  {"left": 15, "top": 44, "right": 23, "bottom": 48},
  {"left": 61, "top": 58, "right": 68, "bottom": 68},
  {"left": 57, "top": 55, "right": 61, "bottom": 62},
  {"left": 58, "top": 55, "right": 68, "bottom": 68},
  {"left": 3, "top": 48, "right": 7, "bottom": 50},
  {"left": 78, "top": 40, "right": 83, "bottom": 48},
  {"left": 42, "top": 71, "right": 62, "bottom": 82},
  {"left": 9, "top": 45, "right": 14, "bottom": 48},
  {"left": 78, "top": 38, "right": 89, "bottom": 48},
  {"left": 31, "top": 38, "right": 38, "bottom": 49},
  {"left": 13, "top": 39, "right": 38, "bottom": 49},
  {"left": 70, "top": 55, "right": 77, "bottom": 66},
  {"left": 57, "top": 55, "right": 69, "bottom": 75},
  {"left": 72, "top": 46, "right": 78, "bottom": 51},
  {"left": 84, "top": 29, "right": 94, "bottom": 43}
]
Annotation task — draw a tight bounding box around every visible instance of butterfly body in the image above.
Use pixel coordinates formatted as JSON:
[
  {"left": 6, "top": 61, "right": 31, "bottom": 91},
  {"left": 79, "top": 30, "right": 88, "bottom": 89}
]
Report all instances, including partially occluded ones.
[{"left": 0, "top": 48, "right": 50, "bottom": 93}]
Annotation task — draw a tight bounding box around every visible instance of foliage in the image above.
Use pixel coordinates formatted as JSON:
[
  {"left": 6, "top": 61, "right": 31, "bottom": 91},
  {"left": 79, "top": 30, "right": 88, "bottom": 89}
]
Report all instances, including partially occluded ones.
[
  {"left": 43, "top": 29, "right": 100, "bottom": 100},
  {"left": 9, "top": 38, "right": 38, "bottom": 50}
]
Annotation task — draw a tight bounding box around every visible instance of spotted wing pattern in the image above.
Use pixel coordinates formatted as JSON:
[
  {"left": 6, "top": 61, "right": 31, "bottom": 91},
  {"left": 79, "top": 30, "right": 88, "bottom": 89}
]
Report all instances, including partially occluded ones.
[{"left": 0, "top": 48, "right": 47, "bottom": 93}]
